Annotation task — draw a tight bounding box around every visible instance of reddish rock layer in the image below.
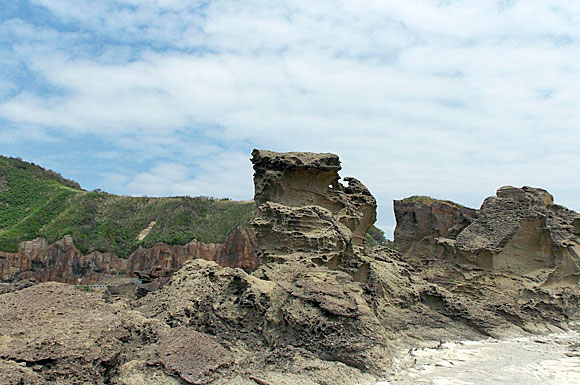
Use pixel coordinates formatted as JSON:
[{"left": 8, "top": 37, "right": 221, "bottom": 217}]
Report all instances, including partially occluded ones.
[
  {"left": 393, "top": 198, "right": 477, "bottom": 253},
  {"left": 0, "top": 227, "right": 258, "bottom": 284}
]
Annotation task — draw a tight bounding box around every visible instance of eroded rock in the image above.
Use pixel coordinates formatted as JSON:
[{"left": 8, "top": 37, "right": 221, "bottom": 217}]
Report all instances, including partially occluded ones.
[
  {"left": 250, "top": 149, "right": 376, "bottom": 271},
  {"left": 140, "top": 259, "right": 391, "bottom": 375},
  {"left": 455, "top": 186, "right": 580, "bottom": 281},
  {"left": 393, "top": 197, "right": 477, "bottom": 253},
  {"left": 152, "top": 326, "right": 234, "bottom": 385},
  {"left": 0, "top": 226, "right": 258, "bottom": 284},
  {"left": 0, "top": 282, "right": 129, "bottom": 384}
]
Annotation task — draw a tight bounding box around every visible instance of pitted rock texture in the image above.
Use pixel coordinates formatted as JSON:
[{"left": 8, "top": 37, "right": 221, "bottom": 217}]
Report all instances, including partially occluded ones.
[
  {"left": 250, "top": 149, "right": 376, "bottom": 270},
  {"left": 393, "top": 186, "right": 580, "bottom": 339},
  {"left": 394, "top": 198, "right": 477, "bottom": 253},
  {"left": 0, "top": 226, "right": 258, "bottom": 284},
  {"left": 151, "top": 327, "right": 235, "bottom": 385},
  {"left": 139, "top": 259, "right": 391, "bottom": 375},
  {"left": 395, "top": 186, "right": 580, "bottom": 283},
  {"left": 455, "top": 186, "right": 580, "bottom": 280}
]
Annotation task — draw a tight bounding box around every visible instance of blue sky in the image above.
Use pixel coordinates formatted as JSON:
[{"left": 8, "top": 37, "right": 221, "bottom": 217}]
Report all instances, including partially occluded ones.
[{"left": 1, "top": 0, "right": 579, "bottom": 237}]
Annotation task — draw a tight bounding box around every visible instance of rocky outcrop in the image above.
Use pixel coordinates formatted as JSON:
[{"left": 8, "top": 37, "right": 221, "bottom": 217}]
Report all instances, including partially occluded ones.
[
  {"left": 393, "top": 197, "right": 477, "bottom": 253},
  {"left": 455, "top": 186, "right": 580, "bottom": 281},
  {"left": 393, "top": 186, "right": 580, "bottom": 336},
  {"left": 140, "top": 259, "right": 391, "bottom": 375},
  {"left": 250, "top": 149, "right": 376, "bottom": 272},
  {"left": 139, "top": 150, "right": 395, "bottom": 377},
  {"left": 394, "top": 187, "right": 580, "bottom": 285},
  {"left": 0, "top": 227, "right": 258, "bottom": 284}
]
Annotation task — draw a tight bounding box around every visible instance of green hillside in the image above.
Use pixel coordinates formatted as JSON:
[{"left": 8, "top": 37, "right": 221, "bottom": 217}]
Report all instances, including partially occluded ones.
[
  {"left": 0, "top": 155, "right": 386, "bottom": 257},
  {"left": 0, "top": 156, "right": 255, "bottom": 257}
]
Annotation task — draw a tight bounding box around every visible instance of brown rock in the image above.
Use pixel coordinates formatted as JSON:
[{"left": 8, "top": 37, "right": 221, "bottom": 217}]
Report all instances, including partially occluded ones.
[
  {"left": 153, "top": 326, "right": 234, "bottom": 385},
  {"left": 0, "top": 226, "right": 258, "bottom": 284},
  {"left": 139, "top": 259, "right": 391, "bottom": 374},
  {"left": 0, "top": 359, "right": 45, "bottom": 385},
  {"left": 393, "top": 197, "right": 476, "bottom": 253},
  {"left": 250, "top": 149, "right": 376, "bottom": 271},
  {"left": 0, "top": 282, "right": 129, "bottom": 384},
  {"left": 456, "top": 186, "right": 580, "bottom": 281}
]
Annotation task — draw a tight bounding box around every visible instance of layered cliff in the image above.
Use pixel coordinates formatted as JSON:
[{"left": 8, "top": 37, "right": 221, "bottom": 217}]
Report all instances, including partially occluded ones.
[{"left": 0, "top": 227, "right": 258, "bottom": 284}]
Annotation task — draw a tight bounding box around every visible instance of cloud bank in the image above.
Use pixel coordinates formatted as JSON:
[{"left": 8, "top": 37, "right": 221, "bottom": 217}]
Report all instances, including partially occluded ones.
[{"left": 1, "top": 0, "right": 579, "bottom": 236}]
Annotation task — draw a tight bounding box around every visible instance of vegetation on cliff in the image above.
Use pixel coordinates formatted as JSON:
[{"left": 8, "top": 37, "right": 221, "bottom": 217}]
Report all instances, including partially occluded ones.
[
  {"left": 399, "top": 195, "right": 465, "bottom": 208},
  {"left": 0, "top": 155, "right": 386, "bottom": 257},
  {"left": 0, "top": 156, "right": 254, "bottom": 256}
]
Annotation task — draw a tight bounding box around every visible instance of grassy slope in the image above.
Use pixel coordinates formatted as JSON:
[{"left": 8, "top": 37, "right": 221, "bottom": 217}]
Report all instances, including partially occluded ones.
[
  {"left": 0, "top": 155, "right": 386, "bottom": 256},
  {"left": 0, "top": 156, "right": 254, "bottom": 256}
]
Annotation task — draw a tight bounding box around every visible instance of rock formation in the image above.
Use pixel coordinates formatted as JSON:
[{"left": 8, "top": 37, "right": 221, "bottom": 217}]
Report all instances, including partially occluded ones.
[
  {"left": 455, "top": 186, "right": 580, "bottom": 282},
  {"left": 394, "top": 197, "right": 476, "bottom": 253},
  {"left": 2, "top": 151, "right": 580, "bottom": 385},
  {"left": 0, "top": 227, "right": 258, "bottom": 284},
  {"left": 393, "top": 186, "right": 580, "bottom": 336},
  {"left": 395, "top": 186, "right": 580, "bottom": 286},
  {"left": 140, "top": 150, "right": 393, "bottom": 376},
  {"left": 250, "top": 149, "right": 376, "bottom": 273}
]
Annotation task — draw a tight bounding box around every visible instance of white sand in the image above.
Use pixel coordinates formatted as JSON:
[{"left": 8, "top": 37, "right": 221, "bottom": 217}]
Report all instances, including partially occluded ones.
[{"left": 378, "top": 329, "right": 580, "bottom": 385}]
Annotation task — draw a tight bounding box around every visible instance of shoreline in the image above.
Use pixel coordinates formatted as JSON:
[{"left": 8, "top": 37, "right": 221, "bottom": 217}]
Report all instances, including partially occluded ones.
[{"left": 376, "top": 326, "right": 580, "bottom": 385}]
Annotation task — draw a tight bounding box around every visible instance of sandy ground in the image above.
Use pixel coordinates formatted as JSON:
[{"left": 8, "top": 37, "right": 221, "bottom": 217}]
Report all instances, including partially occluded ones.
[{"left": 375, "top": 329, "right": 580, "bottom": 385}]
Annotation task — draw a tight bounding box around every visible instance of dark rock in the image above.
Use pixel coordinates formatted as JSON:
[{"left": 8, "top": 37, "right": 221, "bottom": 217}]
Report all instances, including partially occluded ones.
[{"left": 393, "top": 197, "right": 477, "bottom": 253}]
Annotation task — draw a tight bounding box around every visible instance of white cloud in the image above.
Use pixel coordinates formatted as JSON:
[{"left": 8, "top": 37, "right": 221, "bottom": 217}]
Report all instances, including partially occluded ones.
[{"left": 1, "top": 0, "right": 580, "bottom": 236}]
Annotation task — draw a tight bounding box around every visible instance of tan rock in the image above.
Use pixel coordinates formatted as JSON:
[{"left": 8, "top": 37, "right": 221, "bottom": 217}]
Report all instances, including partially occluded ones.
[{"left": 250, "top": 149, "right": 376, "bottom": 272}]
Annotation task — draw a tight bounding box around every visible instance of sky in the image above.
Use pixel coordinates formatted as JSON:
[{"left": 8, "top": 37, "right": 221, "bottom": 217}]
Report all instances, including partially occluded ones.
[{"left": 1, "top": 0, "right": 579, "bottom": 237}]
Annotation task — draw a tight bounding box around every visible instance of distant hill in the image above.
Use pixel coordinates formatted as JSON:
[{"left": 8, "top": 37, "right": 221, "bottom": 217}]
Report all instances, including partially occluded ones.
[{"left": 0, "top": 155, "right": 255, "bottom": 257}]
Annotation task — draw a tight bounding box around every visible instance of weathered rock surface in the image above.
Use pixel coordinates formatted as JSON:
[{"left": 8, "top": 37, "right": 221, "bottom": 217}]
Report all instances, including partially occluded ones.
[
  {"left": 394, "top": 197, "right": 477, "bottom": 253},
  {"left": 251, "top": 149, "right": 376, "bottom": 272},
  {"left": 393, "top": 186, "right": 580, "bottom": 337},
  {"left": 151, "top": 326, "right": 235, "bottom": 385},
  {"left": 0, "top": 226, "right": 258, "bottom": 284},
  {"left": 0, "top": 282, "right": 129, "bottom": 383},
  {"left": 140, "top": 259, "right": 391, "bottom": 375},
  {"left": 455, "top": 186, "right": 580, "bottom": 281}
]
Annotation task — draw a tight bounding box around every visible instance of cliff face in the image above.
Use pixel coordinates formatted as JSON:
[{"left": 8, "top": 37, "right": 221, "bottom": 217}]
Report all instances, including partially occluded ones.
[
  {"left": 0, "top": 227, "right": 258, "bottom": 284},
  {"left": 393, "top": 198, "right": 477, "bottom": 253},
  {"left": 394, "top": 186, "right": 580, "bottom": 286}
]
